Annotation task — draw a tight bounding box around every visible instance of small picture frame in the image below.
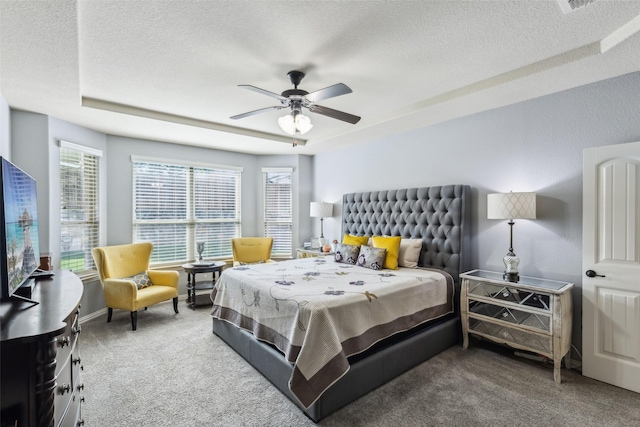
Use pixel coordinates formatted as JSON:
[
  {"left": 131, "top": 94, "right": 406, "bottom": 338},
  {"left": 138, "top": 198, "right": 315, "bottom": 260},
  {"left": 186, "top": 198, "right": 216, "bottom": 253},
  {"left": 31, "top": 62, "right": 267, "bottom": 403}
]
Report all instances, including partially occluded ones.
[{"left": 310, "top": 238, "right": 321, "bottom": 250}]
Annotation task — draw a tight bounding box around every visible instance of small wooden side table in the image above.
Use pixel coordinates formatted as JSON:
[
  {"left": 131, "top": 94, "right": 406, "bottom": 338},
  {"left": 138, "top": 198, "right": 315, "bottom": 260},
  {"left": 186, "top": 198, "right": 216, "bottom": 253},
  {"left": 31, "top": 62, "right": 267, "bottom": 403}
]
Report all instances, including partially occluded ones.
[{"left": 182, "top": 261, "right": 226, "bottom": 309}]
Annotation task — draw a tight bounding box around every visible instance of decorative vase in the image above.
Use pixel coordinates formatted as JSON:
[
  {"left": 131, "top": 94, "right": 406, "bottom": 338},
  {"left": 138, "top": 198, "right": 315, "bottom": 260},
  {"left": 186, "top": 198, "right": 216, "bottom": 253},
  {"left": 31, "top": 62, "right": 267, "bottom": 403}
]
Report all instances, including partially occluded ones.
[{"left": 196, "top": 241, "right": 205, "bottom": 262}]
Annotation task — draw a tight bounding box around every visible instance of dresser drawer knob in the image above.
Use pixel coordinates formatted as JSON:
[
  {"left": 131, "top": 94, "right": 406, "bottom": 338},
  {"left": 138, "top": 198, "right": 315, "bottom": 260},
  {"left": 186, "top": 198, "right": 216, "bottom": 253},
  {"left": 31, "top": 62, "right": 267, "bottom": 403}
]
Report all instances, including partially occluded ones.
[
  {"left": 502, "top": 312, "right": 508, "bottom": 318},
  {"left": 73, "top": 357, "right": 82, "bottom": 365},
  {"left": 502, "top": 292, "right": 509, "bottom": 298},
  {"left": 59, "top": 336, "right": 70, "bottom": 347},
  {"left": 73, "top": 326, "right": 82, "bottom": 335},
  {"left": 77, "top": 383, "right": 85, "bottom": 391},
  {"left": 59, "top": 384, "right": 71, "bottom": 394},
  {"left": 77, "top": 419, "right": 85, "bottom": 426}
]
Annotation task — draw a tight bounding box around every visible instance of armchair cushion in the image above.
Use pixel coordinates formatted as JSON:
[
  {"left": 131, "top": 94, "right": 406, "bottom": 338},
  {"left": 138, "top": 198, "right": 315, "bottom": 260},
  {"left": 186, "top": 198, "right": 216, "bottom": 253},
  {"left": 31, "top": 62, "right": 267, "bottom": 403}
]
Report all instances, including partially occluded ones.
[
  {"left": 125, "top": 271, "right": 153, "bottom": 289},
  {"left": 231, "top": 237, "right": 274, "bottom": 266},
  {"left": 147, "top": 270, "right": 179, "bottom": 289}
]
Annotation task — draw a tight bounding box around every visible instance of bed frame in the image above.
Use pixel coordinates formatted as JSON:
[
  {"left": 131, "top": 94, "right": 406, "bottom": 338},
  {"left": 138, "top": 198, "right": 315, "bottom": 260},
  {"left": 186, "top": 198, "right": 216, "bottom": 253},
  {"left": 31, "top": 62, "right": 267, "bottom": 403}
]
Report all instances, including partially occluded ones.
[{"left": 212, "top": 185, "right": 471, "bottom": 422}]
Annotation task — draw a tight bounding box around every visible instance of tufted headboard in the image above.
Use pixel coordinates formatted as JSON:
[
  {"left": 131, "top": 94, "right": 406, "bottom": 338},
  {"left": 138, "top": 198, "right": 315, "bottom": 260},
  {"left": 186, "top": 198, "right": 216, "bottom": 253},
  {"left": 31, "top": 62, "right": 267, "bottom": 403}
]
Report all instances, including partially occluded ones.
[{"left": 341, "top": 185, "right": 471, "bottom": 284}]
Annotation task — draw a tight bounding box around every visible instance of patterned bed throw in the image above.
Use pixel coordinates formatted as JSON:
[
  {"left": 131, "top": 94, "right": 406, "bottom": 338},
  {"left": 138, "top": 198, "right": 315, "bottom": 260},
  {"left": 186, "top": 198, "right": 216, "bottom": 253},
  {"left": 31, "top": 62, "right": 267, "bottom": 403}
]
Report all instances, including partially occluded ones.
[{"left": 210, "top": 256, "right": 454, "bottom": 408}]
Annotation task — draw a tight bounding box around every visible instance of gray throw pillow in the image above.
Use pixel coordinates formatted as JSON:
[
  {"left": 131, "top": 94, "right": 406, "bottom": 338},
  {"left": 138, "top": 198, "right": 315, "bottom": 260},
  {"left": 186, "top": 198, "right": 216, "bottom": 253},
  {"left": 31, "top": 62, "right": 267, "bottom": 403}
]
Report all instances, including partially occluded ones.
[
  {"left": 334, "top": 244, "right": 360, "bottom": 265},
  {"left": 124, "top": 271, "right": 153, "bottom": 289},
  {"left": 357, "top": 245, "right": 387, "bottom": 270}
]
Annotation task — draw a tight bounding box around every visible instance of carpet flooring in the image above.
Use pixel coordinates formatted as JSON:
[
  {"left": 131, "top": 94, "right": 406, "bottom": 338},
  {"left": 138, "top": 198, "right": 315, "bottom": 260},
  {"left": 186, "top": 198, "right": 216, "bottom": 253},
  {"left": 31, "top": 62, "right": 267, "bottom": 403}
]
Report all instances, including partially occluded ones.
[{"left": 80, "top": 299, "right": 640, "bottom": 426}]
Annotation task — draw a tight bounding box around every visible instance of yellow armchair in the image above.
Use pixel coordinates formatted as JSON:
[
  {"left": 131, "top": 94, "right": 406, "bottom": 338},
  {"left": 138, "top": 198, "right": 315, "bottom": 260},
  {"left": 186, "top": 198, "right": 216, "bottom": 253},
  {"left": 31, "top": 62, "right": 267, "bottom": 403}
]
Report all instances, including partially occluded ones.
[
  {"left": 92, "top": 242, "right": 179, "bottom": 330},
  {"left": 231, "top": 237, "right": 274, "bottom": 266}
]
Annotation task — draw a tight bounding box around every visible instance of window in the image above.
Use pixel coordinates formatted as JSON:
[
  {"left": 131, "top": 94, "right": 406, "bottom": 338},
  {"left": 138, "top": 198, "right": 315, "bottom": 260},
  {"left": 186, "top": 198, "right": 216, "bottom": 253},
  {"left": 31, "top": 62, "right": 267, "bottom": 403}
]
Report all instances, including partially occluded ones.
[
  {"left": 60, "top": 141, "right": 101, "bottom": 274},
  {"left": 132, "top": 156, "right": 242, "bottom": 264},
  {"left": 263, "top": 168, "right": 292, "bottom": 256}
]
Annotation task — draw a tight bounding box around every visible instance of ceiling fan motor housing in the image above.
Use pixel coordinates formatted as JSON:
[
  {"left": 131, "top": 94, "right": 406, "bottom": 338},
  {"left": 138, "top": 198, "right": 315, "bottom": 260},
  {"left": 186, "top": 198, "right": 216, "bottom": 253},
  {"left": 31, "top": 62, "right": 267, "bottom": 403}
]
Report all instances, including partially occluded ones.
[
  {"left": 287, "top": 70, "right": 305, "bottom": 88},
  {"left": 281, "top": 89, "right": 308, "bottom": 98}
]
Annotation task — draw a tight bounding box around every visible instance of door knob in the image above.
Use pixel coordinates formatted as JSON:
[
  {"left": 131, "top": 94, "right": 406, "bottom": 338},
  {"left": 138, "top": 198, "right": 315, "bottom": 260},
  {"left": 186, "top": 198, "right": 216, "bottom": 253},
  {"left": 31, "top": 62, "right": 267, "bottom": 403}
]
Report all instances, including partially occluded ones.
[{"left": 585, "top": 270, "right": 605, "bottom": 278}]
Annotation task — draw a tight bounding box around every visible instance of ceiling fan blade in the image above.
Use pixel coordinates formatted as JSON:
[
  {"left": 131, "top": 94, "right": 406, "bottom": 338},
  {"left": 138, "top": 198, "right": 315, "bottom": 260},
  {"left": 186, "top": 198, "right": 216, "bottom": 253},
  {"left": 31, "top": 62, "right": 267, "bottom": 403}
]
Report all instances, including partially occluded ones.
[
  {"left": 304, "top": 83, "right": 352, "bottom": 103},
  {"left": 239, "top": 85, "right": 288, "bottom": 102},
  {"left": 230, "top": 105, "right": 285, "bottom": 120},
  {"left": 308, "top": 104, "right": 361, "bottom": 124}
]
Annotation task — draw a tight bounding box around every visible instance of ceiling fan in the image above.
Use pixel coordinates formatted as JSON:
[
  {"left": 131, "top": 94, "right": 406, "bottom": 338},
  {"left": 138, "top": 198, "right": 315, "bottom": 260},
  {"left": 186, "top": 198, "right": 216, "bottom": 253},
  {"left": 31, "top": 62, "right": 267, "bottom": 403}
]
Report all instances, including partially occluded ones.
[{"left": 230, "top": 70, "right": 361, "bottom": 136}]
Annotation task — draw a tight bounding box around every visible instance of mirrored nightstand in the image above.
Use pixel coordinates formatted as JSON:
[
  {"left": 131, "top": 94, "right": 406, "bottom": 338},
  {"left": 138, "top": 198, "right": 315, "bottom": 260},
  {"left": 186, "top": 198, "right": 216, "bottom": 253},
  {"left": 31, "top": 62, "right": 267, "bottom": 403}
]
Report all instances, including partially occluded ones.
[{"left": 460, "top": 269, "right": 574, "bottom": 383}]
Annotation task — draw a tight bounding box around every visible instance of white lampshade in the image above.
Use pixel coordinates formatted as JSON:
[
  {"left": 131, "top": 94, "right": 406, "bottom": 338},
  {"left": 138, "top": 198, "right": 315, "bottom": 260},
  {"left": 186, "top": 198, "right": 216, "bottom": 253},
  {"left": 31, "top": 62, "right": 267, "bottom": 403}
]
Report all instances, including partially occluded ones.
[
  {"left": 278, "top": 111, "right": 313, "bottom": 135},
  {"left": 487, "top": 192, "right": 536, "bottom": 220},
  {"left": 310, "top": 202, "right": 333, "bottom": 218},
  {"left": 295, "top": 114, "right": 313, "bottom": 134},
  {"left": 278, "top": 114, "right": 296, "bottom": 135}
]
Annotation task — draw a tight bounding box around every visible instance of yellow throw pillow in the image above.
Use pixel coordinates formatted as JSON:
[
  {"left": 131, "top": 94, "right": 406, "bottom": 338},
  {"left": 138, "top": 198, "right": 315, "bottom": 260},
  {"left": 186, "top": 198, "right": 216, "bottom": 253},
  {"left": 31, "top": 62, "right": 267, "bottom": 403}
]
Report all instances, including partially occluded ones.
[
  {"left": 372, "top": 236, "right": 402, "bottom": 270},
  {"left": 342, "top": 234, "right": 369, "bottom": 246}
]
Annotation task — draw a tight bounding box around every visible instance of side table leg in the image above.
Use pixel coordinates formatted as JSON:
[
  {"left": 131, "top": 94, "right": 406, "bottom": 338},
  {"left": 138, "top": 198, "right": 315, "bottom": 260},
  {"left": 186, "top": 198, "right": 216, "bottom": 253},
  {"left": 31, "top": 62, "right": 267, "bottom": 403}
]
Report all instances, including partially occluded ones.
[
  {"left": 554, "top": 358, "right": 562, "bottom": 384},
  {"left": 191, "top": 272, "right": 196, "bottom": 310},
  {"left": 187, "top": 273, "right": 192, "bottom": 305},
  {"left": 460, "top": 278, "right": 469, "bottom": 350}
]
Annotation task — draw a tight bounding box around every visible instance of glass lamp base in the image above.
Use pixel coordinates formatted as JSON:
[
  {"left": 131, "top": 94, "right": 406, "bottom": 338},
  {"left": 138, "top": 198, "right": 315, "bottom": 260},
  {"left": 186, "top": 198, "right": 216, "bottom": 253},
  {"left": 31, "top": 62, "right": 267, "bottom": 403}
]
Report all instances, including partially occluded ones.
[
  {"left": 503, "top": 272, "right": 520, "bottom": 282},
  {"left": 503, "top": 252, "right": 520, "bottom": 282}
]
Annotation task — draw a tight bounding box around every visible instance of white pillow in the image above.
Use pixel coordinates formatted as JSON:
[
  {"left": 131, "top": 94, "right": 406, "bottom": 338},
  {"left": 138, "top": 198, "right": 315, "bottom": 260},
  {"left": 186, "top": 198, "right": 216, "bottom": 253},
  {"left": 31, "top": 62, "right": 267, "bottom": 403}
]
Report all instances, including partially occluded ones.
[{"left": 398, "top": 238, "right": 422, "bottom": 268}]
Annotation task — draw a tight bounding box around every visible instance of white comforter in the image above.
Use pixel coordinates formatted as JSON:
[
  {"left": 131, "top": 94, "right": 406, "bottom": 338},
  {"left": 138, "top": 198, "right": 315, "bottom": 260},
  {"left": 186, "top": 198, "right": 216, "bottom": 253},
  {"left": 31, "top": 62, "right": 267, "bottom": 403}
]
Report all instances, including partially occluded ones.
[{"left": 210, "top": 255, "right": 453, "bottom": 408}]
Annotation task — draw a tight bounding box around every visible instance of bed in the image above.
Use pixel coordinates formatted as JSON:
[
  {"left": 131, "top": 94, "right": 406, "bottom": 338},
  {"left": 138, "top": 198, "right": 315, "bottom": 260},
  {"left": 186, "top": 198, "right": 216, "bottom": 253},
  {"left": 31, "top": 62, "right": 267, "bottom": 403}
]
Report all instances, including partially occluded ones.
[{"left": 211, "top": 185, "right": 471, "bottom": 422}]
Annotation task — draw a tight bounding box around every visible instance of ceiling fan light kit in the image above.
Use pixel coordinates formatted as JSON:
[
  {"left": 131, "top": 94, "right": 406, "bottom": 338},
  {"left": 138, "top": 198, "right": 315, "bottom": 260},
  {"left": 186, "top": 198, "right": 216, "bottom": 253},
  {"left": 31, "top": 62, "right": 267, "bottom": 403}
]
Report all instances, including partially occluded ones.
[
  {"left": 278, "top": 110, "right": 313, "bottom": 135},
  {"left": 231, "top": 70, "right": 360, "bottom": 138}
]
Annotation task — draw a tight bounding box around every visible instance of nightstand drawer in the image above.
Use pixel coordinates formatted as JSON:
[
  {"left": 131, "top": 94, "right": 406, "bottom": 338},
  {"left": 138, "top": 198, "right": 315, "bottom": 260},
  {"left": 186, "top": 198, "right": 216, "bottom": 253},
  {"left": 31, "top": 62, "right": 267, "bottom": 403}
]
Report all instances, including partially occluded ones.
[
  {"left": 469, "top": 317, "right": 552, "bottom": 354},
  {"left": 468, "top": 280, "right": 551, "bottom": 311},
  {"left": 468, "top": 300, "right": 551, "bottom": 333}
]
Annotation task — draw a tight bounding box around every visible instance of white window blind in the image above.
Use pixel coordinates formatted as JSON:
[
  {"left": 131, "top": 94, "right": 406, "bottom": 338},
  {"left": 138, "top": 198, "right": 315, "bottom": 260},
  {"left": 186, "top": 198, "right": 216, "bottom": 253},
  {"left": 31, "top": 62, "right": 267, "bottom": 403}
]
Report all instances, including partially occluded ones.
[
  {"left": 60, "top": 143, "right": 101, "bottom": 274},
  {"left": 263, "top": 168, "right": 292, "bottom": 256},
  {"left": 132, "top": 158, "right": 241, "bottom": 264}
]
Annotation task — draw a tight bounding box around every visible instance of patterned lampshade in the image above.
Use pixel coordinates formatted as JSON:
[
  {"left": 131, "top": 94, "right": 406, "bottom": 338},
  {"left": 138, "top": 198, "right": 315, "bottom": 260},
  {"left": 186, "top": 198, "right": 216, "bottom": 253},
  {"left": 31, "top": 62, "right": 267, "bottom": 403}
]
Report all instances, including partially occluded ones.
[
  {"left": 487, "top": 192, "right": 536, "bottom": 220},
  {"left": 310, "top": 202, "right": 333, "bottom": 218},
  {"left": 487, "top": 191, "right": 536, "bottom": 282}
]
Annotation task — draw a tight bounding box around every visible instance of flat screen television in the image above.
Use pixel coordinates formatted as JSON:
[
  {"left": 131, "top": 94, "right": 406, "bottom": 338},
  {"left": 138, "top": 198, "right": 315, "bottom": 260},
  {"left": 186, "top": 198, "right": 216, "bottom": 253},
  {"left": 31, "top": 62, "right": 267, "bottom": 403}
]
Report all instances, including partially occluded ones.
[{"left": 0, "top": 157, "right": 41, "bottom": 302}]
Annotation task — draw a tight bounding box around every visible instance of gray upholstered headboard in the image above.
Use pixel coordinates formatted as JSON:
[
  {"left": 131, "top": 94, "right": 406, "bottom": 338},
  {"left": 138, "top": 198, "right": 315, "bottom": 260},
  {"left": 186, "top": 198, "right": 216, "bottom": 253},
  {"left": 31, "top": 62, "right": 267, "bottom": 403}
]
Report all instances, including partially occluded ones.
[{"left": 341, "top": 185, "right": 471, "bottom": 284}]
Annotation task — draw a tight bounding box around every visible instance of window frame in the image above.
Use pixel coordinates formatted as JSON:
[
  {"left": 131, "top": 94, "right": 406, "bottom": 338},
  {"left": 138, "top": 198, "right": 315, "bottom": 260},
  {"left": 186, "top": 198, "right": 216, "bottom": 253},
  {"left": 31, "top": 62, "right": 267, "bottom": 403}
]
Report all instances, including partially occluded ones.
[
  {"left": 59, "top": 140, "right": 103, "bottom": 276},
  {"left": 131, "top": 156, "right": 243, "bottom": 266},
  {"left": 263, "top": 167, "right": 293, "bottom": 257}
]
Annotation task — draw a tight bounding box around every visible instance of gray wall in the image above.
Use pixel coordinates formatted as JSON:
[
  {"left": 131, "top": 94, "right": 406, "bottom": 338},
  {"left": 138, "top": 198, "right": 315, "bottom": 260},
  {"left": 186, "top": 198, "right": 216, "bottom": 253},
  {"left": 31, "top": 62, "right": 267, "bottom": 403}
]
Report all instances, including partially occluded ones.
[
  {"left": 312, "top": 71, "right": 640, "bottom": 357},
  {"left": 10, "top": 112, "right": 109, "bottom": 315}
]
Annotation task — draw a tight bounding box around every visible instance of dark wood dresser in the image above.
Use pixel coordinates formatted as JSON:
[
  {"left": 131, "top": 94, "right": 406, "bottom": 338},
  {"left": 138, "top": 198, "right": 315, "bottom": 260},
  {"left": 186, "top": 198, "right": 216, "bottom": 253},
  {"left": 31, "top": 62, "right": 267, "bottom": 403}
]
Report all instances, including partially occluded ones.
[{"left": 1, "top": 270, "right": 84, "bottom": 427}]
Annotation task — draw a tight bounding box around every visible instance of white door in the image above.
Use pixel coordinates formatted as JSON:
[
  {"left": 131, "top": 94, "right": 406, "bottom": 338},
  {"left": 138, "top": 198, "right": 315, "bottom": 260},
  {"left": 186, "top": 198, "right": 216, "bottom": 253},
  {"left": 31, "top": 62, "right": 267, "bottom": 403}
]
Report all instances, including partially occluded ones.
[{"left": 583, "top": 140, "right": 640, "bottom": 392}]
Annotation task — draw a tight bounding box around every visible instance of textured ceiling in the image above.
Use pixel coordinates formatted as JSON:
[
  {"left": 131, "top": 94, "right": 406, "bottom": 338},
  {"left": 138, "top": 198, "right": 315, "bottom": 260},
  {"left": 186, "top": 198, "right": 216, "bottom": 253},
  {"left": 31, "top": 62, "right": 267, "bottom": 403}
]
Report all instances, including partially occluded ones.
[{"left": 1, "top": 1, "right": 639, "bottom": 155}]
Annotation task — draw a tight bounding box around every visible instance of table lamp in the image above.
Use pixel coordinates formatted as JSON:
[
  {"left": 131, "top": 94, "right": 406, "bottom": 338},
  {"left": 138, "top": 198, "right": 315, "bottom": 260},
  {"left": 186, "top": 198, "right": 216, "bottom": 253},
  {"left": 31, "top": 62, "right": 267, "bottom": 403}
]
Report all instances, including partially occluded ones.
[
  {"left": 487, "top": 191, "right": 536, "bottom": 282},
  {"left": 310, "top": 202, "right": 333, "bottom": 244}
]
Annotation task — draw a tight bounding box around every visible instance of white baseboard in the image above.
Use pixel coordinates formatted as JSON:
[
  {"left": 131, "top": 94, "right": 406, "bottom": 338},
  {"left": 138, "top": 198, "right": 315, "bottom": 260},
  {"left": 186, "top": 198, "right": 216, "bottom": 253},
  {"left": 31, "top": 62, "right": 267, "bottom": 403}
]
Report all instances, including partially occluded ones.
[
  {"left": 79, "top": 294, "right": 190, "bottom": 324},
  {"left": 79, "top": 307, "right": 108, "bottom": 324}
]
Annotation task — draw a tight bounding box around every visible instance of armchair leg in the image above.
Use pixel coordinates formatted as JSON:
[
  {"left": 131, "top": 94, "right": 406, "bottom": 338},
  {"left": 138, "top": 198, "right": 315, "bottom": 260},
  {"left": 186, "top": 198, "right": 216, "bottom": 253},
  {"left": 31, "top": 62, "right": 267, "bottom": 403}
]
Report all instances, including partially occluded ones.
[
  {"left": 107, "top": 308, "right": 113, "bottom": 323},
  {"left": 173, "top": 297, "right": 179, "bottom": 314},
  {"left": 131, "top": 311, "right": 138, "bottom": 331}
]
